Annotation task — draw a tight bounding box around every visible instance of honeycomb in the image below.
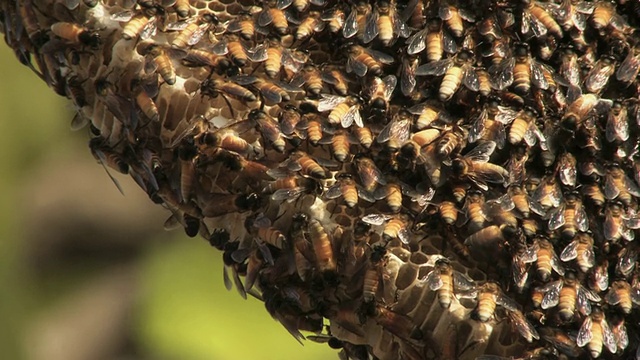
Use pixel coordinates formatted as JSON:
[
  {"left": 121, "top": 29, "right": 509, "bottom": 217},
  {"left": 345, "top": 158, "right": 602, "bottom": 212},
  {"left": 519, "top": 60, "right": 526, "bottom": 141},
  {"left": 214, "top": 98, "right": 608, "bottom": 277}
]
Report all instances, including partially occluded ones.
[{"left": 3, "top": 0, "right": 640, "bottom": 359}]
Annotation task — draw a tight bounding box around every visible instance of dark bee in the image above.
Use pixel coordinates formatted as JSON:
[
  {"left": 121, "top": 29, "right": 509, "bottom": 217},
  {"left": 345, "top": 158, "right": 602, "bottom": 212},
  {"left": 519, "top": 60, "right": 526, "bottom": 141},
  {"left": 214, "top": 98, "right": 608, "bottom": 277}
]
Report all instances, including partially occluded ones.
[
  {"left": 343, "top": 0, "right": 372, "bottom": 40},
  {"left": 400, "top": 55, "right": 419, "bottom": 97},
  {"left": 416, "top": 50, "right": 480, "bottom": 102},
  {"left": 322, "top": 5, "right": 346, "bottom": 33},
  {"left": 591, "top": 0, "right": 630, "bottom": 34},
  {"left": 354, "top": 155, "right": 387, "bottom": 193},
  {"left": 362, "top": 245, "right": 387, "bottom": 304},
  {"left": 50, "top": 22, "right": 101, "bottom": 49},
  {"left": 606, "top": 100, "right": 631, "bottom": 143},
  {"left": 562, "top": 93, "right": 612, "bottom": 131},
  {"left": 345, "top": 44, "right": 394, "bottom": 77},
  {"left": 183, "top": 48, "right": 231, "bottom": 69},
  {"left": 199, "top": 193, "right": 263, "bottom": 218},
  {"left": 247, "top": 109, "right": 286, "bottom": 152},
  {"left": 377, "top": 110, "right": 412, "bottom": 151},
  {"left": 291, "top": 65, "right": 324, "bottom": 96},
  {"left": 264, "top": 175, "right": 320, "bottom": 203}
]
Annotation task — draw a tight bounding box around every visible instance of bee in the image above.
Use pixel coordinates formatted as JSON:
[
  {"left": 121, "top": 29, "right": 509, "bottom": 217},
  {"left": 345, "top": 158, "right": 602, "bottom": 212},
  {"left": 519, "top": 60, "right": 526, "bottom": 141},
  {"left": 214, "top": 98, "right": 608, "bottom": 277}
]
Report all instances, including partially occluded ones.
[
  {"left": 362, "top": 0, "right": 409, "bottom": 46},
  {"left": 509, "top": 185, "right": 530, "bottom": 218},
  {"left": 472, "top": 282, "right": 518, "bottom": 322},
  {"left": 232, "top": 75, "right": 302, "bottom": 105},
  {"left": 118, "top": 14, "right": 157, "bottom": 41},
  {"left": 200, "top": 77, "right": 257, "bottom": 104},
  {"left": 258, "top": 2, "right": 289, "bottom": 35},
  {"left": 361, "top": 214, "right": 410, "bottom": 244},
  {"left": 520, "top": 0, "right": 563, "bottom": 38},
  {"left": 198, "top": 192, "right": 263, "bottom": 218},
  {"left": 183, "top": 48, "right": 231, "bottom": 69},
  {"left": 398, "top": 128, "right": 442, "bottom": 165},
  {"left": 296, "top": 113, "right": 325, "bottom": 145},
  {"left": 362, "top": 245, "right": 387, "bottom": 304},
  {"left": 295, "top": 11, "right": 326, "bottom": 41},
  {"left": 291, "top": 65, "right": 324, "bottom": 96},
  {"left": 290, "top": 213, "right": 313, "bottom": 281},
  {"left": 548, "top": 192, "right": 589, "bottom": 240},
  {"left": 406, "top": 19, "right": 457, "bottom": 62},
  {"left": 322, "top": 5, "right": 346, "bottom": 33},
  {"left": 616, "top": 245, "right": 638, "bottom": 278},
  {"left": 408, "top": 101, "right": 454, "bottom": 130},
  {"left": 560, "top": 233, "right": 595, "bottom": 273},
  {"left": 611, "top": 316, "right": 629, "bottom": 352},
  {"left": 277, "top": 105, "right": 302, "bottom": 138},
  {"left": 576, "top": 307, "right": 617, "bottom": 358},
  {"left": 353, "top": 126, "right": 374, "bottom": 149},
  {"left": 539, "top": 327, "right": 581, "bottom": 357},
  {"left": 134, "top": 86, "right": 159, "bottom": 123},
  {"left": 422, "top": 256, "right": 475, "bottom": 309},
  {"left": 605, "top": 100, "right": 630, "bottom": 143},
  {"left": 457, "top": 191, "right": 487, "bottom": 233},
  {"left": 250, "top": 213, "right": 286, "bottom": 251},
  {"left": 89, "top": 140, "right": 128, "bottom": 195},
  {"left": 521, "top": 237, "right": 565, "bottom": 282},
  {"left": 617, "top": 47, "right": 640, "bottom": 83},
  {"left": 317, "top": 94, "right": 363, "bottom": 128},
  {"left": 435, "top": 122, "right": 468, "bottom": 160},
  {"left": 365, "top": 75, "right": 396, "bottom": 117},
  {"left": 468, "top": 98, "right": 514, "bottom": 150},
  {"left": 355, "top": 155, "right": 387, "bottom": 193},
  {"left": 170, "top": 14, "right": 218, "bottom": 48},
  {"left": 553, "top": 0, "right": 595, "bottom": 31},
  {"left": 173, "top": 0, "right": 191, "bottom": 17},
  {"left": 345, "top": 44, "right": 395, "bottom": 77},
  {"left": 343, "top": 0, "right": 372, "bottom": 40},
  {"left": 212, "top": 34, "right": 268, "bottom": 67},
  {"left": 506, "top": 108, "right": 545, "bottom": 149},
  {"left": 484, "top": 193, "right": 518, "bottom": 230},
  {"left": 584, "top": 55, "right": 616, "bottom": 94},
  {"left": 208, "top": 149, "right": 274, "bottom": 184},
  {"left": 416, "top": 50, "right": 480, "bottom": 101},
  {"left": 321, "top": 65, "right": 350, "bottom": 96},
  {"left": 605, "top": 280, "right": 640, "bottom": 314},
  {"left": 591, "top": 0, "right": 629, "bottom": 34},
  {"left": 529, "top": 175, "right": 562, "bottom": 217},
  {"left": 264, "top": 175, "right": 320, "bottom": 203},
  {"left": 489, "top": 42, "right": 550, "bottom": 96},
  {"left": 399, "top": 55, "right": 419, "bottom": 97},
  {"left": 225, "top": 13, "right": 256, "bottom": 41},
  {"left": 464, "top": 225, "right": 507, "bottom": 247},
  {"left": 374, "top": 182, "right": 404, "bottom": 213},
  {"left": 137, "top": 43, "right": 180, "bottom": 85},
  {"left": 451, "top": 141, "right": 508, "bottom": 191},
  {"left": 283, "top": 151, "right": 329, "bottom": 179},
  {"left": 373, "top": 306, "right": 423, "bottom": 342},
  {"left": 582, "top": 183, "right": 605, "bottom": 207},
  {"left": 604, "top": 202, "right": 640, "bottom": 243},
  {"left": 439, "top": 201, "right": 459, "bottom": 225},
  {"left": 539, "top": 271, "right": 601, "bottom": 322},
  {"left": 438, "top": 2, "right": 475, "bottom": 38},
  {"left": 376, "top": 110, "right": 411, "bottom": 151},
  {"left": 309, "top": 219, "right": 336, "bottom": 274},
  {"left": 561, "top": 93, "right": 612, "bottom": 131},
  {"left": 326, "top": 173, "right": 374, "bottom": 208},
  {"left": 200, "top": 129, "right": 253, "bottom": 157},
  {"left": 558, "top": 45, "right": 582, "bottom": 91},
  {"left": 50, "top": 22, "right": 101, "bottom": 49},
  {"left": 263, "top": 37, "right": 288, "bottom": 79},
  {"left": 604, "top": 165, "right": 640, "bottom": 206}
]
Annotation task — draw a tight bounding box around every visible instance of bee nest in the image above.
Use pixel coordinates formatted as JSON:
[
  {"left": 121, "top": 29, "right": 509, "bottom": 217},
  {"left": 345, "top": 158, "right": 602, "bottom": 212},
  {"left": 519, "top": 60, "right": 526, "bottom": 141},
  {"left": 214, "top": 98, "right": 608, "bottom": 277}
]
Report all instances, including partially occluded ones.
[{"left": 3, "top": 0, "right": 640, "bottom": 359}]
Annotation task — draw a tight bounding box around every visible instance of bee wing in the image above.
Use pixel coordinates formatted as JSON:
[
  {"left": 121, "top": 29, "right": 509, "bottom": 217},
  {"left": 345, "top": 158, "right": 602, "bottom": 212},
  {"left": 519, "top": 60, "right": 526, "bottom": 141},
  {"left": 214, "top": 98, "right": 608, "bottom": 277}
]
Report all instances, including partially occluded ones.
[
  {"left": 530, "top": 60, "right": 549, "bottom": 90},
  {"left": 401, "top": 57, "right": 417, "bottom": 96},
  {"left": 522, "top": 9, "right": 547, "bottom": 37},
  {"left": 509, "top": 310, "right": 539, "bottom": 342},
  {"left": 368, "top": 48, "right": 395, "bottom": 64},
  {"left": 616, "top": 51, "right": 640, "bottom": 82},
  {"left": 623, "top": 174, "right": 640, "bottom": 197},
  {"left": 452, "top": 271, "right": 475, "bottom": 291},
  {"left": 606, "top": 112, "right": 630, "bottom": 143},
  {"left": 550, "top": 252, "right": 565, "bottom": 276},
  {"left": 212, "top": 39, "right": 229, "bottom": 55},
  {"left": 377, "top": 118, "right": 411, "bottom": 144},
  {"left": 342, "top": 7, "right": 359, "bottom": 38},
  {"left": 489, "top": 57, "right": 515, "bottom": 90},
  {"left": 110, "top": 10, "right": 135, "bottom": 22},
  {"left": 362, "top": 213, "right": 390, "bottom": 226},
  {"left": 521, "top": 245, "right": 538, "bottom": 264},
  {"left": 272, "top": 187, "right": 306, "bottom": 202},
  {"left": 398, "top": 228, "right": 410, "bottom": 244},
  {"left": 575, "top": 204, "right": 589, "bottom": 232},
  {"left": 342, "top": 105, "right": 363, "bottom": 128},
  {"left": 463, "top": 65, "right": 480, "bottom": 91},
  {"left": 615, "top": 322, "right": 629, "bottom": 350},
  {"left": 347, "top": 56, "right": 368, "bottom": 77},
  {"left": 325, "top": 183, "right": 343, "bottom": 199},
  {"left": 187, "top": 23, "right": 210, "bottom": 46},
  {"left": 362, "top": 10, "right": 379, "bottom": 44},
  {"left": 547, "top": 204, "right": 566, "bottom": 230},
  {"left": 276, "top": 0, "right": 292, "bottom": 9},
  {"left": 464, "top": 141, "right": 496, "bottom": 163},
  {"left": 585, "top": 62, "right": 613, "bottom": 92},
  {"left": 602, "top": 320, "right": 618, "bottom": 354},
  {"left": 423, "top": 270, "right": 444, "bottom": 291},
  {"left": 443, "top": 29, "right": 458, "bottom": 54},
  {"left": 141, "top": 17, "right": 158, "bottom": 40},
  {"left": 382, "top": 75, "right": 397, "bottom": 99},
  {"left": 258, "top": 8, "right": 274, "bottom": 27},
  {"left": 540, "top": 281, "right": 562, "bottom": 309},
  {"left": 560, "top": 240, "right": 578, "bottom": 261},
  {"left": 496, "top": 293, "right": 518, "bottom": 312},
  {"left": 318, "top": 94, "right": 347, "bottom": 112},
  {"left": 246, "top": 43, "right": 268, "bottom": 62},
  {"left": 468, "top": 107, "right": 488, "bottom": 143},
  {"left": 256, "top": 239, "right": 275, "bottom": 266},
  {"left": 576, "top": 317, "right": 593, "bottom": 347},
  {"left": 604, "top": 174, "right": 621, "bottom": 200},
  {"left": 406, "top": 27, "right": 428, "bottom": 55},
  {"left": 223, "top": 264, "right": 233, "bottom": 291},
  {"left": 604, "top": 286, "right": 622, "bottom": 306},
  {"left": 357, "top": 186, "right": 376, "bottom": 203},
  {"left": 416, "top": 58, "right": 453, "bottom": 76}
]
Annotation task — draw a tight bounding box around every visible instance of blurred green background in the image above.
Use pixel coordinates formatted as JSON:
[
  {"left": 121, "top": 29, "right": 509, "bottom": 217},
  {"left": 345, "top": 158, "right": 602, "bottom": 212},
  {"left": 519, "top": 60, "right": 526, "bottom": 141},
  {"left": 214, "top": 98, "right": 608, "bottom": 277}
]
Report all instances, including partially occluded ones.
[{"left": 0, "top": 45, "right": 335, "bottom": 360}]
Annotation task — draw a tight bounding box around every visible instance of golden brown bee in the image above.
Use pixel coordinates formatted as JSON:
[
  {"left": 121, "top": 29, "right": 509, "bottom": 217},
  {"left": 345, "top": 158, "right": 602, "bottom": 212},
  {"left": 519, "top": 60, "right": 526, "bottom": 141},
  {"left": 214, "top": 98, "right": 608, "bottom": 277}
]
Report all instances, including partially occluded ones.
[
  {"left": 89, "top": 140, "right": 128, "bottom": 195},
  {"left": 416, "top": 50, "right": 480, "bottom": 101},
  {"left": 200, "top": 77, "right": 257, "bottom": 104},
  {"left": 309, "top": 219, "right": 336, "bottom": 274},
  {"left": 291, "top": 65, "right": 324, "bottom": 96},
  {"left": 522, "top": 237, "right": 565, "bottom": 282},
  {"left": 377, "top": 110, "right": 412, "bottom": 151},
  {"left": 373, "top": 306, "right": 422, "bottom": 341},
  {"left": 212, "top": 34, "right": 267, "bottom": 67},
  {"left": 374, "top": 182, "right": 404, "bottom": 213},
  {"left": 18, "top": 0, "right": 45, "bottom": 44},
  {"left": 200, "top": 129, "right": 253, "bottom": 157},
  {"left": 604, "top": 202, "right": 640, "bottom": 243},
  {"left": 604, "top": 165, "right": 640, "bottom": 206},
  {"left": 295, "top": 11, "right": 325, "bottom": 41},
  {"left": 251, "top": 213, "right": 286, "bottom": 252},
  {"left": 199, "top": 192, "right": 263, "bottom": 218},
  {"left": 539, "top": 271, "right": 601, "bottom": 322},
  {"left": 361, "top": 214, "right": 410, "bottom": 244},
  {"left": 296, "top": 113, "right": 325, "bottom": 145},
  {"left": 611, "top": 316, "right": 629, "bottom": 352},
  {"left": 248, "top": 109, "right": 286, "bottom": 152},
  {"left": 233, "top": 75, "right": 303, "bottom": 105},
  {"left": 285, "top": 151, "right": 330, "bottom": 179},
  {"left": 138, "top": 43, "right": 179, "bottom": 85},
  {"left": 422, "top": 256, "right": 475, "bottom": 309},
  {"left": 529, "top": 174, "right": 562, "bottom": 216},
  {"left": 353, "top": 126, "right": 374, "bottom": 149},
  {"left": 489, "top": 42, "right": 551, "bottom": 96},
  {"left": 183, "top": 48, "right": 230, "bottom": 69},
  {"left": 343, "top": 0, "right": 372, "bottom": 40},
  {"left": 508, "top": 185, "right": 530, "bottom": 218},
  {"left": 326, "top": 173, "right": 374, "bottom": 208},
  {"left": 318, "top": 94, "right": 363, "bottom": 128},
  {"left": 114, "top": 13, "right": 156, "bottom": 41},
  {"left": 408, "top": 101, "right": 454, "bottom": 130},
  {"left": 170, "top": 14, "right": 218, "bottom": 48},
  {"left": 258, "top": 3, "right": 289, "bottom": 35},
  {"left": 290, "top": 213, "right": 313, "bottom": 281},
  {"left": 438, "top": 2, "right": 475, "bottom": 38},
  {"left": 399, "top": 55, "right": 419, "bottom": 97},
  {"left": 365, "top": 75, "right": 396, "bottom": 117},
  {"left": 345, "top": 44, "right": 395, "bottom": 77},
  {"left": 362, "top": 246, "right": 387, "bottom": 303},
  {"left": 582, "top": 183, "right": 605, "bottom": 207},
  {"left": 263, "top": 175, "right": 320, "bottom": 202},
  {"left": 617, "top": 47, "right": 640, "bottom": 83},
  {"left": 605, "top": 280, "right": 640, "bottom": 314},
  {"left": 576, "top": 307, "right": 617, "bottom": 358},
  {"left": 263, "top": 38, "right": 286, "bottom": 79},
  {"left": 507, "top": 107, "right": 545, "bottom": 148},
  {"left": 439, "top": 201, "right": 459, "bottom": 225},
  {"left": 322, "top": 5, "right": 346, "bottom": 33},
  {"left": 173, "top": 0, "right": 190, "bottom": 17},
  {"left": 591, "top": 0, "right": 629, "bottom": 33},
  {"left": 559, "top": 45, "right": 581, "bottom": 91},
  {"left": 321, "top": 65, "right": 350, "bottom": 96},
  {"left": 320, "top": 130, "right": 355, "bottom": 162},
  {"left": 360, "top": 0, "right": 409, "bottom": 46},
  {"left": 548, "top": 192, "right": 589, "bottom": 240},
  {"left": 278, "top": 105, "right": 302, "bottom": 138},
  {"left": 605, "top": 100, "right": 630, "bottom": 143},
  {"left": 226, "top": 13, "right": 256, "bottom": 41},
  {"left": 520, "top": 0, "right": 563, "bottom": 38},
  {"left": 584, "top": 55, "right": 616, "bottom": 94},
  {"left": 464, "top": 225, "right": 506, "bottom": 247},
  {"left": 560, "top": 232, "right": 595, "bottom": 273},
  {"left": 521, "top": 218, "right": 539, "bottom": 237},
  {"left": 243, "top": 248, "right": 264, "bottom": 291},
  {"left": 50, "top": 22, "right": 101, "bottom": 49},
  {"left": 457, "top": 191, "right": 486, "bottom": 233},
  {"left": 134, "top": 86, "right": 159, "bottom": 123},
  {"left": 562, "top": 93, "right": 612, "bottom": 131},
  {"left": 592, "top": 260, "right": 610, "bottom": 293},
  {"left": 407, "top": 19, "right": 457, "bottom": 62},
  {"left": 355, "top": 155, "right": 387, "bottom": 193},
  {"left": 472, "top": 282, "right": 518, "bottom": 322},
  {"left": 452, "top": 141, "right": 508, "bottom": 191}
]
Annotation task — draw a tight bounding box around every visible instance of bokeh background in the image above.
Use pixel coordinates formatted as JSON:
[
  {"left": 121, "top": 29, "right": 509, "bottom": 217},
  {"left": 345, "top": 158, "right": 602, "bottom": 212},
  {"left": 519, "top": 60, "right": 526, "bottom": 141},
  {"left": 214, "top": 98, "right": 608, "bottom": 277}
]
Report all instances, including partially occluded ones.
[{"left": 0, "top": 45, "right": 335, "bottom": 360}]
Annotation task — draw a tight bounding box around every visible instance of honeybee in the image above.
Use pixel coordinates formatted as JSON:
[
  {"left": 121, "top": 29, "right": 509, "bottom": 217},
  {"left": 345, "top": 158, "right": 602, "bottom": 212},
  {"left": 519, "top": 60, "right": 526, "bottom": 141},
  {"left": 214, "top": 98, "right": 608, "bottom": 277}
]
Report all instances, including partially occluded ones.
[
  {"left": 365, "top": 75, "right": 396, "bottom": 117},
  {"left": 584, "top": 55, "right": 616, "bottom": 94},
  {"left": 362, "top": 0, "right": 409, "bottom": 46},
  {"left": 118, "top": 14, "right": 157, "bottom": 41},
  {"left": 451, "top": 141, "right": 508, "bottom": 191},
  {"left": 551, "top": 0, "right": 595, "bottom": 31},
  {"left": 345, "top": 44, "right": 395, "bottom": 77},
  {"left": 182, "top": 48, "right": 231, "bottom": 69},
  {"left": 435, "top": 122, "right": 468, "bottom": 161},
  {"left": 89, "top": 140, "right": 127, "bottom": 195},
  {"left": 464, "top": 225, "right": 506, "bottom": 247},
  {"left": 309, "top": 219, "right": 336, "bottom": 274},
  {"left": 207, "top": 149, "right": 274, "bottom": 185},
  {"left": 296, "top": 113, "right": 325, "bottom": 145},
  {"left": 225, "top": 13, "right": 256, "bottom": 41},
  {"left": 317, "top": 94, "right": 363, "bottom": 128},
  {"left": 507, "top": 107, "right": 546, "bottom": 149},
  {"left": 456, "top": 191, "right": 487, "bottom": 233},
  {"left": 326, "top": 173, "right": 374, "bottom": 208},
  {"left": 197, "top": 192, "right": 263, "bottom": 219},
  {"left": 290, "top": 213, "right": 313, "bottom": 281},
  {"left": 280, "top": 150, "right": 331, "bottom": 179},
  {"left": 604, "top": 202, "right": 640, "bottom": 243},
  {"left": 263, "top": 37, "right": 292, "bottom": 79},
  {"left": 605, "top": 280, "right": 640, "bottom": 314},
  {"left": 438, "top": 2, "right": 475, "bottom": 38},
  {"left": 317, "top": 129, "right": 354, "bottom": 162},
  {"left": 408, "top": 101, "right": 454, "bottom": 130},
  {"left": 582, "top": 183, "right": 605, "bottom": 207},
  {"left": 521, "top": 237, "right": 565, "bottom": 282},
  {"left": 591, "top": 0, "right": 630, "bottom": 34},
  {"left": 237, "top": 75, "right": 304, "bottom": 105},
  {"left": 422, "top": 256, "right": 475, "bottom": 309},
  {"left": 529, "top": 175, "right": 562, "bottom": 217},
  {"left": 416, "top": 50, "right": 480, "bottom": 101},
  {"left": 353, "top": 126, "right": 374, "bottom": 149},
  {"left": 373, "top": 182, "right": 405, "bottom": 213},
  {"left": 439, "top": 201, "right": 459, "bottom": 225},
  {"left": 133, "top": 86, "right": 159, "bottom": 123},
  {"left": 611, "top": 316, "right": 629, "bottom": 352},
  {"left": 362, "top": 214, "right": 410, "bottom": 244},
  {"left": 290, "top": 65, "right": 324, "bottom": 96},
  {"left": 560, "top": 233, "right": 595, "bottom": 273},
  {"left": 604, "top": 165, "right": 640, "bottom": 206},
  {"left": 212, "top": 34, "right": 268, "bottom": 67},
  {"left": 258, "top": 2, "right": 289, "bottom": 35},
  {"left": 137, "top": 43, "right": 181, "bottom": 85},
  {"left": 509, "top": 185, "right": 530, "bottom": 218},
  {"left": 539, "top": 327, "right": 581, "bottom": 357},
  {"left": 399, "top": 55, "right": 419, "bottom": 97},
  {"left": 264, "top": 175, "right": 320, "bottom": 203},
  {"left": 489, "top": 42, "right": 550, "bottom": 95},
  {"left": 321, "top": 5, "right": 346, "bottom": 33},
  {"left": 576, "top": 307, "right": 617, "bottom": 358},
  {"left": 539, "top": 271, "right": 601, "bottom": 322},
  {"left": 250, "top": 212, "right": 286, "bottom": 252},
  {"left": 558, "top": 45, "right": 581, "bottom": 90},
  {"left": 170, "top": 14, "right": 218, "bottom": 48},
  {"left": 562, "top": 93, "right": 612, "bottom": 131},
  {"left": 472, "top": 282, "right": 519, "bottom": 322},
  {"left": 548, "top": 192, "right": 589, "bottom": 240},
  {"left": 321, "top": 65, "right": 350, "bottom": 96},
  {"left": 362, "top": 245, "right": 387, "bottom": 304},
  {"left": 406, "top": 19, "right": 457, "bottom": 62},
  {"left": 520, "top": 0, "right": 563, "bottom": 38},
  {"left": 606, "top": 100, "right": 630, "bottom": 143},
  {"left": 617, "top": 47, "right": 640, "bottom": 83},
  {"left": 616, "top": 245, "right": 638, "bottom": 278},
  {"left": 468, "top": 98, "right": 516, "bottom": 149},
  {"left": 50, "top": 22, "right": 101, "bottom": 49},
  {"left": 200, "top": 77, "right": 257, "bottom": 106},
  {"left": 343, "top": 0, "right": 372, "bottom": 40},
  {"left": 376, "top": 110, "right": 411, "bottom": 151},
  {"left": 354, "top": 155, "right": 387, "bottom": 192}
]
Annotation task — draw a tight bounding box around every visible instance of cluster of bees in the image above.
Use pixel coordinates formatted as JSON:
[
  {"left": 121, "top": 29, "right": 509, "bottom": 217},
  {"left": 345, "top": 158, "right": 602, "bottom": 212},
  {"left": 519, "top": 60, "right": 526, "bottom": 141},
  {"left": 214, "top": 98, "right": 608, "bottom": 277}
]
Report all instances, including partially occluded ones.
[{"left": 4, "top": 0, "right": 640, "bottom": 358}]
